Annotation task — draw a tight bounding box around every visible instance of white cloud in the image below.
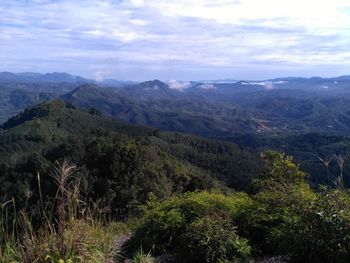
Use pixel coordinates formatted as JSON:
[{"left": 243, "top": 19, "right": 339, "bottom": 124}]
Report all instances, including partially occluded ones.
[
  {"left": 129, "top": 0, "right": 145, "bottom": 7},
  {"left": 2, "top": 0, "right": 350, "bottom": 80},
  {"left": 166, "top": 80, "right": 192, "bottom": 90},
  {"left": 92, "top": 69, "right": 112, "bottom": 81},
  {"left": 145, "top": 0, "right": 350, "bottom": 33},
  {"left": 199, "top": 84, "right": 216, "bottom": 90}
]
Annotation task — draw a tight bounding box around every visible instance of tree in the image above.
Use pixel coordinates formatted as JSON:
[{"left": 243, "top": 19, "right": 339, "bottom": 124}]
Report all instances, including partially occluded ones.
[{"left": 249, "top": 151, "right": 316, "bottom": 254}]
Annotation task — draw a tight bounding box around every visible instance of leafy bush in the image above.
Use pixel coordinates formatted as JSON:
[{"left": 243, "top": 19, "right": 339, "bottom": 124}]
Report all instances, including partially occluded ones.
[
  {"left": 180, "top": 209, "right": 250, "bottom": 262},
  {"left": 274, "top": 190, "right": 350, "bottom": 263},
  {"left": 246, "top": 151, "right": 350, "bottom": 263},
  {"left": 246, "top": 151, "right": 316, "bottom": 255},
  {"left": 125, "top": 191, "right": 253, "bottom": 262}
]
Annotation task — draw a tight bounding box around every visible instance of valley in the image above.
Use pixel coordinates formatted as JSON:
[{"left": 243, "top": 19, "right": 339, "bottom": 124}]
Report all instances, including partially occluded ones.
[{"left": 2, "top": 72, "right": 350, "bottom": 187}]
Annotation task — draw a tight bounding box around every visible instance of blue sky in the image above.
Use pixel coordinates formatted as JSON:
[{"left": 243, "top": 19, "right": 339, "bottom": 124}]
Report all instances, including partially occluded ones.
[{"left": 1, "top": 0, "right": 350, "bottom": 80}]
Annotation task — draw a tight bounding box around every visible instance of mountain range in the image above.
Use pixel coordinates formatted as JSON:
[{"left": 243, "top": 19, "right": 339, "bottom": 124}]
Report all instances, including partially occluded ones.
[
  {"left": 3, "top": 71, "right": 350, "bottom": 137},
  {"left": 2, "top": 71, "right": 350, "bottom": 186}
]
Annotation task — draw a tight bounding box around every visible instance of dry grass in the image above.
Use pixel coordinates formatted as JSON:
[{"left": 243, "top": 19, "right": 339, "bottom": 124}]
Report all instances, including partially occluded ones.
[{"left": 0, "top": 160, "right": 130, "bottom": 263}]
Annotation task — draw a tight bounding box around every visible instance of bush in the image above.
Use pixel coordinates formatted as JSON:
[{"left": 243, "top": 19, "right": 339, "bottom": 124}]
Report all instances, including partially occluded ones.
[
  {"left": 247, "top": 151, "right": 316, "bottom": 255},
  {"left": 180, "top": 209, "right": 250, "bottom": 262},
  {"left": 274, "top": 190, "right": 350, "bottom": 263},
  {"left": 250, "top": 152, "right": 350, "bottom": 262},
  {"left": 125, "top": 191, "right": 253, "bottom": 262}
]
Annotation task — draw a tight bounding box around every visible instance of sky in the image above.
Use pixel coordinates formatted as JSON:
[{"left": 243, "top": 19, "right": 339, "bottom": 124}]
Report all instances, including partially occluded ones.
[{"left": 1, "top": 0, "right": 350, "bottom": 81}]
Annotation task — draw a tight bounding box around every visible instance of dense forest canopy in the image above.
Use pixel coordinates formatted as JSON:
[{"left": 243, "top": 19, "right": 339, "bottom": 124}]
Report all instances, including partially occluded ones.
[{"left": 0, "top": 100, "right": 260, "bottom": 213}]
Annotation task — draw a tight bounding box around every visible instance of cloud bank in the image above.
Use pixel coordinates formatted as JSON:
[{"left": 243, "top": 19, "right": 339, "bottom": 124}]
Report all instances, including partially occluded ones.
[{"left": 1, "top": 0, "right": 350, "bottom": 80}]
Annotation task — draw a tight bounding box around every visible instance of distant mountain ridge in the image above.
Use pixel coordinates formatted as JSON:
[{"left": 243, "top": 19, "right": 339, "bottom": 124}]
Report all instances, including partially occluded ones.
[
  {"left": 0, "top": 71, "right": 137, "bottom": 87},
  {"left": 3, "top": 71, "right": 350, "bottom": 137},
  {"left": 3, "top": 71, "right": 350, "bottom": 86},
  {"left": 0, "top": 72, "right": 89, "bottom": 83}
]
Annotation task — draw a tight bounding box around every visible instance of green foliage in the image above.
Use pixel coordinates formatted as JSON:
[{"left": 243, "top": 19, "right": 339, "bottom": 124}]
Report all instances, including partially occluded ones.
[
  {"left": 2, "top": 144, "right": 350, "bottom": 262},
  {"left": 248, "top": 151, "right": 316, "bottom": 254},
  {"left": 5, "top": 99, "right": 350, "bottom": 262},
  {"left": 180, "top": 209, "right": 251, "bottom": 263},
  {"left": 62, "top": 82, "right": 259, "bottom": 138},
  {"left": 253, "top": 151, "right": 316, "bottom": 215},
  {"left": 0, "top": 100, "right": 259, "bottom": 215},
  {"left": 132, "top": 246, "right": 154, "bottom": 263},
  {"left": 256, "top": 151, "right": 306, "bottom": 187},
  {"left": 125, "top": 191, "right": 253, "bottom": 262},
  {"left": 0, "top": 160, "right": 130, "bottom": 263},
  {"left": 154, "top": 132, "right": 261, "bottom": 190},
  {"left": 229, "top": 133, "right": 350, "bottom": 187},
  {"left": 247, "top": 151, "right": 350, "bottom": 262},
  {"left": 274, "top": 190, "right": 350, "bottom": 262}
]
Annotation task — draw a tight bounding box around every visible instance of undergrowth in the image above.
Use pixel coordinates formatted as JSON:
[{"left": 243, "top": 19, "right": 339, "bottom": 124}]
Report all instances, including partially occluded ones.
[{"left": 0, "top": 160, "right": 130, "bottom": 263}]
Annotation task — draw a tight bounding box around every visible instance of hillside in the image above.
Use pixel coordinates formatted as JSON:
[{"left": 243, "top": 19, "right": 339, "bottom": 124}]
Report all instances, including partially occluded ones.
[
  {"left": 61, "top": 83, "right": 260, "bottom": 136},
  {"left": 0, "top": 100, "right": 260, "bottom": 210},
  {"left": 0, "top": 72, "right": 134, "bottom": 123},
  {"left": 3, "top": 74, "right": 350, "bottom": 187},
  {"left": 0, "top": 73, "right": 91, "bottom": 123},
  {"left": 57, "top": 78, "right": 350, "bottom": 137}
]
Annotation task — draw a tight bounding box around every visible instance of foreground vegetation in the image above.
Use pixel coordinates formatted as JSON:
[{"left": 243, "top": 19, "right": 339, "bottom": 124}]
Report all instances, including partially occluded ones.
[
  {"left": 125, "top": 151, "right": 350, "bottom": 263},
  {"left": 0, "top": 161, "right": 130, "bottom": 263},
  {"left": 2, "top": 101, "right": 350, "bottom": 262},
  {"left": 2, "top": 150, "right": 350, "bottom": 262}
]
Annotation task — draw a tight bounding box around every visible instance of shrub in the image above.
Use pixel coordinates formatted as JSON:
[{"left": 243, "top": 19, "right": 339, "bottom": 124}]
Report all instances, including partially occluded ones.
[
  {"left": 247, "top": 151, "right": 316, "bottom": 255},
  {"left": 274, "top": 190, "right": 350, "bottom": 263},
  {"left": 250, "top": 152, "right": 350, "bottom": 262},
  {"left": 180, "top": 209, "right": 250, "bottom": 263},
  {"left": 125, "top": 191, "right": 253, "bottom": 262}
]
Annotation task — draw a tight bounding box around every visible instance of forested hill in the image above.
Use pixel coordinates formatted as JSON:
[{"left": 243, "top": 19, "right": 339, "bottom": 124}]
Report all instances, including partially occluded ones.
[{"left": 0, "top": 100, "right": 260, "bottom": 210}]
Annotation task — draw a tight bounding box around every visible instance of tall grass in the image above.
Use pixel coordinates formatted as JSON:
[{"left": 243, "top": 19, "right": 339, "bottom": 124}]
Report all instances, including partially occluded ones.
[{"left": 0, "top": 160, "right": 129, "bottom": 263}]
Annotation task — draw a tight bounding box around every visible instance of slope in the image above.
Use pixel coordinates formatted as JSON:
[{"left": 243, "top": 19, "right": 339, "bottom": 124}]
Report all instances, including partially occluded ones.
[
  {"left": 0, "top": 100, "right": 261, "bottom": 211},
  {"left": 61, "top": 83, "right": 261, "bottom": 136}
]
